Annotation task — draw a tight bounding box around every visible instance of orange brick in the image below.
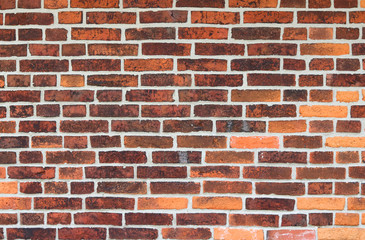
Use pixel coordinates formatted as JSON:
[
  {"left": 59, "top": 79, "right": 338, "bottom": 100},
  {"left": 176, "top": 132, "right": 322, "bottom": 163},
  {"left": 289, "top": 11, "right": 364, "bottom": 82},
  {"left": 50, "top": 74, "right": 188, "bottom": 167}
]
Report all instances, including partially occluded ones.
[
  {"left": 362, "top": 90, "right": 365, "bottom": 100},
  {"left": 61, "top": 75, "right": 84, "bottom": 87},
  {"left": 205, "top": 151, "right": 254, "bottom": 164},
  {"left": 301, "top": 43, "right": 350, "bottom": 55},
  {"left": 214, "top": 228, "right": 264, "bottom": 240},
  {"left": 193, "top": 197, "right": 242, "bottom": 210},
  {"left": 230, "top": 136, "right": 279, "bottom": 149},
  {"left": 348, "top": 198, "right": 365, "bottom": 210},
  {"left": 229, "top": 0, "right": 278, "bottom": 8},
  {"left": 362, "top": 0, "right": 365, "bottom": 7},
  {"left": 269, "top": 120, "right": 306, "bottom": 133},
  {"left": 59, "top": 11, "right": 82, "bottom": 24},
  {"left": 138, "top": 198, "right": 188, "bottom": 210},
  {"left": 336, "top": 91, "right": 359, "bottom": 102},
  {"left": 0, "top": 197, "right": 31, "bottom": 210},
  {"left": 231, "top": 90, "right": 280, "bottom": 102},
  {"left": 45, "top": 0, "right": 68, "bottom": 8},
  {"left": 297, "top": 197, "right": 345, "bottom": 210},
  {"left": 267, "top": 230, "right": 316, "bottom": 240},
  {"left": 0, "top": 182, "right": 17, "bottom": 194},
  {"left": 335, "top": 213, "right": 359, "bottom": 226},
  {"left": 59, "top": 167, "right": 83, "bottom": 180},
  {"left": 326, "top": 137, "right": 365, "bottom": 148},
  {"left": 0, "top": 167, "right": 5, "bottom": 178},
  {"left": 300, "top": 105, "right": 347, "bottom": 118},
  {"left": 125, "top": 59, "right": 173, "bottom": 72},
  {"left": 318, "top": 228, "right": 365, "bottom": 240},
  {"left": 309, "top": 28, "right": 333, "bottom": 40},
  {"left": 362, "top": 214, "right": 365, "bottom": 224}
]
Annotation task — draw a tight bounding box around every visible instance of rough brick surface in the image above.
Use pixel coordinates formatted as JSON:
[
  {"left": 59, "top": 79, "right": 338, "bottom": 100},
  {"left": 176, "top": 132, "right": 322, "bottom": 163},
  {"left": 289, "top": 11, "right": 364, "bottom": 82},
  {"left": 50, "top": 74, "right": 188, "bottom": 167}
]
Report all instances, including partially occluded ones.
[{"left": 0, "top": 1, "right": 363, "bottom": 239}]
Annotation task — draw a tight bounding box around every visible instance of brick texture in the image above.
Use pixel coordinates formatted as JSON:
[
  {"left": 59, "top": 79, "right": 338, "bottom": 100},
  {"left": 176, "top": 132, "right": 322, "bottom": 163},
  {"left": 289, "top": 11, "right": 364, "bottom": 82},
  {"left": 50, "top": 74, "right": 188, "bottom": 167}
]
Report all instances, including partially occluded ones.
[{"left": 0, "top": 0, "right": 363, "bottom": 239}]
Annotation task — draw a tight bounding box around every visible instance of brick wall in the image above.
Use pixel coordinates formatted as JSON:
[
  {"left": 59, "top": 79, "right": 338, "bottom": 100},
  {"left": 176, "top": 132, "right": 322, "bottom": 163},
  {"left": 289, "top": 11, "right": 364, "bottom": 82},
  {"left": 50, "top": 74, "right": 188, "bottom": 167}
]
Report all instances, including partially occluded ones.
[{"left": 0, "top": 0, "right": 364, "bottom": 239}]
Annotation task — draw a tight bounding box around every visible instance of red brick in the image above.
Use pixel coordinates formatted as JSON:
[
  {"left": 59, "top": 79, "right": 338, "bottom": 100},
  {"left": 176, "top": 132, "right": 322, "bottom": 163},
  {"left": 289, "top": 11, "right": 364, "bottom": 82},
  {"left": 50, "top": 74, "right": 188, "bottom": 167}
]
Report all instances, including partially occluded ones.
[
  {"left": 112, "top": 120, "right": 160, "bottom": 132},
  {"left": 233, "top": 27, "right": 281, "bottom": 40},
  {"left": 195, "top": 74, "right": 242, "bottom": 86},
  {"left": 125, "top": 59, "right": 173, "bottom": 71},
  {"left": 0, "top": 45, "right": 27, "bottom": 57},
  {"left": 204, "top": 181, "right": 252, "bottom": 194},
  {"left": 141, "top": 74, "right": 190, "bottom": 86},
  {"left": 20, "top": 60, "right": 68, "bottom": 72},
  {"left": 150, "top": 182, "right": 200, "bottom": 194},
  {"left": 5, "top": 13, "right": 53, "bottom": 25},
  {"left": 99, "top": 151, "right": 147, "bottom": 164},
  {"left": 191, "top": 166, "right": 240, "bottom": 178},
  {"left": 7, "top": 228, "right": 55, "bottom": 239},
  {"left": 71, "top": 182, "right": 94, "bottom": 194},
  {"left": 87, "top": 12, "right": 135, "bottom": 24},
  {"left": 281, "top": 214, "right": 308, "bottom": 227},
  {"left": 19, "top": 28, "right": 42, "bottom": 41},
  {"left": 230, "top": 214, "right": 279, "bottom": 227},
  {"left": 309, "top": 0, "right": 331, "bottom": 8},
  {"left": 62, "top": 44, "right": 86, "bottom": 56},
  {"left": 298, "top": 11, "right": 346, "bottom": 24},
  {"left": 125, "top": 27, "right": 175, "bottom": 40},
  {"left": 97, "top": 182, "right": 147, "bottom": 194},
  {"left": 244, "top": 11, "right": 293, "bottom": 23},
  {"left": 195, "top": 43, "right": 245, "bottom": 56},
  {"left": 337, "top": 27, "right": 359, "bottom": 39},
  {"left": 47, "top": 213, "right": 71, "bottom": 225},
  {"left": 297, "top": 167, "right": 346, "bottom": 179},
  {"left": 137, "top": 166, "right": 186, "bottom": 178},
  {"left": 256, "top": 182, "right": 305, "bottom": 195},
  {"left": 179, "top": 27, "right": 228, "bottom": 39},
  {"left": 246, "top": 198, "right": 295, "bottom": 211},
  {"left": 230, "top": 0, "right": 278, "bottom": 8},
  {"left": 177, "top": 0, "right": 224, "bottom": 7},
  {"left": 74, "top": 212, "right": 122, "bottom": 226},
  {"left": 126, "top": 90, "right": 174, "bottom": 102},
  {"left": 192, "top": 11, "right": 239, "bottom": 24},
  {"left": 90, "top": 136, "right": 121, "bottom": 148},
  {"left": 140, "top": 11, "right": 187, "bottom": 23},
  {"left": 125, "top": 136, "right": 173, "bottom": 148},
  {"left": 34, "top": 197, "right": 81, "bottom": 209},
  {"left": 246, "top": 104, "right": 296, "bottom": 118},
  {"left": 153, "top": 151, "right": 201, "bottom": 163},
  {"left": 142, "top": 105, "right": 190, "bottom": 117},
  {"left": 89, "top": 44, "right": 137, "bottom": 56},
  {"left": 109, "top": 228, "right": 158, "bottom": 239},
  {"left": 19, "top": 151, "right": 42, "bottom": 164},
  {"left": 142, "top": 43, "right": 191, "bottom": 56},
  {"left": 0, "top": 29, "right": 16, "bottom": 41},
  {"left": 243, "top": 167, "right": 291, "bottom": 179},
  {"left": 125, "top": 213, "right": 173, "bottom": 225},
  {"left": 71, "top": 0, "right": 119, "bottom": 8},
  {"left": 0, "top": 0, "right": 15, "bottom": 9},
  {"left": 162, "top": 228, "right": 211, "bottom": 239},
  {"left": 87, "top": 74, "right": 138, "bottom": 87},
  {"left": 20, "top": 182, "right": 42, "bottom": 194},
  {"left": 46, "top": 151, "right": 95, "bottom": 164},
  {"left": 281, "top": 0, "right": 305, "bottom": 7},
  {"left": 310, "top": 58, "right": 334, "bottom": 70},
  {"left": 124, "top": 0, "right": 172, "bottom": 8},
  {"left": 85, "top": 166, "right": 133, "bottom": 179},
  {"left": 72, "top": 28, "right": 121, "bottom": 41},
  {"left": 58, "top": 228, "right": 106, "bottom": 240},
  {"left": 232, "top": 58, "right": 280, "bottom": 71}
]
